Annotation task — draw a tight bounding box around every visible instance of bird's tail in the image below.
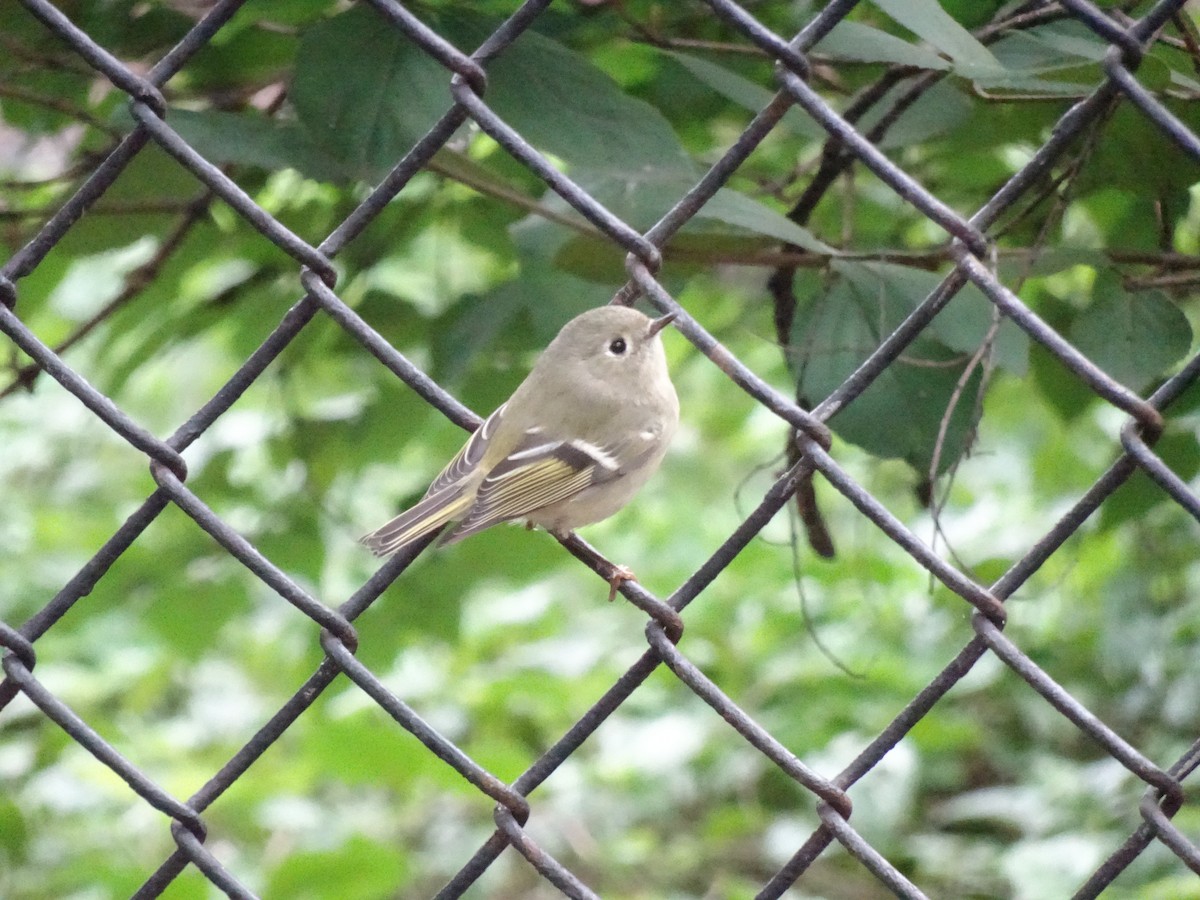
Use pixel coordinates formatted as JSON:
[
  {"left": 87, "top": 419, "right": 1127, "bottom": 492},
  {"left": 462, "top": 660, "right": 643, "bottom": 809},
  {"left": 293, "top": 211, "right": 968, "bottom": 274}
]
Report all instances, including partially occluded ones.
[{"left": 359, "top": 485, "right": 475, "bottom": 557}]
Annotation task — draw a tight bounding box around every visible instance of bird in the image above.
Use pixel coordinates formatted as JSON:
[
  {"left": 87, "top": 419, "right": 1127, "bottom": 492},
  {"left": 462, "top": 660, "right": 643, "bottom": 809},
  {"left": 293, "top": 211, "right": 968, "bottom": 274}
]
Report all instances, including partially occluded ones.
[{"left": 361, "top": 304, "right": 679, "bottom": 596}]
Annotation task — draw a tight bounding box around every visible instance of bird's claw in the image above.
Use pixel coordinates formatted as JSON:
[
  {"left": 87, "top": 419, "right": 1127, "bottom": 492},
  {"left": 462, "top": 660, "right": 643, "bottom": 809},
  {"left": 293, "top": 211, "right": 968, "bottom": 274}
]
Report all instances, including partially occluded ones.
[{"left": 607, "top": 565, "right": 636, "bottom": 602}]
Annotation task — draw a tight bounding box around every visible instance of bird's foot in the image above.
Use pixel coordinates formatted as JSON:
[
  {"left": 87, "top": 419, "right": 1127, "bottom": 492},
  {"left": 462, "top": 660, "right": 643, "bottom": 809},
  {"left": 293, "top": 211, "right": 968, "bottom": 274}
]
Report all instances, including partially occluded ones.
[{"left": 607, "top": 565, "right": 636, "bottom": 602}]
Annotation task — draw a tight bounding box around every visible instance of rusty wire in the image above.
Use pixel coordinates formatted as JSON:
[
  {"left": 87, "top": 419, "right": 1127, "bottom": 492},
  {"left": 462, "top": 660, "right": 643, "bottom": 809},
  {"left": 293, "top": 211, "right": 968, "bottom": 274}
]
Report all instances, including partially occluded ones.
[{"left": 2, "top": 0, "right": 1200, "bottom": 897}]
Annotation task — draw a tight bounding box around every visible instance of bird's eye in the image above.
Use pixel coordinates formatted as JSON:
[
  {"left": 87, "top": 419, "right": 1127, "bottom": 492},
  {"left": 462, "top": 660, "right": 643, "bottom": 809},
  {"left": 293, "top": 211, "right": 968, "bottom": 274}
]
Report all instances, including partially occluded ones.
[{"left": 608, "top": 337, "right": 628, "bottom": 355}]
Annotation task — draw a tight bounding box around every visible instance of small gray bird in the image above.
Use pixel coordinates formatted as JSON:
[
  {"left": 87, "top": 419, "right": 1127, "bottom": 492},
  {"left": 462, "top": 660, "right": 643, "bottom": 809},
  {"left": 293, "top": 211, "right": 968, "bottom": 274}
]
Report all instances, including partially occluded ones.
[{"left": 361, "top": 305, "right": 679, "bottom": 586}]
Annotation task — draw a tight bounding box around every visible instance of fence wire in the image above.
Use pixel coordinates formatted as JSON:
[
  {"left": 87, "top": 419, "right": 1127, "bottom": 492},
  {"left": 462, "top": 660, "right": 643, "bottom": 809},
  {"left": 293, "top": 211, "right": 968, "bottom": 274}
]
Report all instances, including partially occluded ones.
[{"left": 2, "top": 0, "right": 1199, "bottom": 897}]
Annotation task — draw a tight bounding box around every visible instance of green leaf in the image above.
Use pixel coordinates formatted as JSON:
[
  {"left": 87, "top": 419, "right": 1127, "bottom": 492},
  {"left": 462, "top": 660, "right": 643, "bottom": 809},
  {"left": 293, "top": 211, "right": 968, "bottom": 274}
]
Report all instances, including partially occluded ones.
[
  {"left": 1078, "top": 104, "right": 1200, "bottom": 197},
  {"left": 664, "top": 51, "right": 826, "bottom": 139},
  {"left": 698, "top": 189, "right": 834, "bottom": 252},
  {"left": 970, "top": 22, "right": 1172, "bottom": 97},
  {"left": 161, "top": 109, "right": 349, "bottom": 181},
  {"left": 791, "top": 274, "right": 985, "bottom": 473},
  {"left": 1069, "top": 280, "right": 1191, "bottom": 392},
  {"left": 293, "top": 6, "right": 697, "bottom": 182},
  {"left": 833, "top": 261, "right": 1028, "bottom": 375},
  {"left": 566, "top": 168, "right": 700, "bottom": 231},
  {"left": 292, "top": 6, "right": 452, "bottom": 179},
  {"left": 998, "top": 248, "right": 1108, "bottom": 279},
  {"left": 1011, "top": 21, "right": 1108, "bottom": 63},
  {"left": 818, "top": 19, "right": 952, "bottom": 70},
  {"left": 864, "top": 81, "right": 973, "bottom": 149},
  {"left": 870, "top": 0, "right": 1002, "bottom": 73},
  {"left": 967, "top": 36, "right": 1121, "bottom": 96},
  {"left": 533, "top": 168, "right": 831, "bottom": 258},
  {"left": 182, "top": 11, "right": 301, "bottom": 91},
  {"left": 441, "top": 13, "right": 695, "bottom": 176},
  {"left": 1029, "top": 293, "right": 1097, "bottom": 422}
]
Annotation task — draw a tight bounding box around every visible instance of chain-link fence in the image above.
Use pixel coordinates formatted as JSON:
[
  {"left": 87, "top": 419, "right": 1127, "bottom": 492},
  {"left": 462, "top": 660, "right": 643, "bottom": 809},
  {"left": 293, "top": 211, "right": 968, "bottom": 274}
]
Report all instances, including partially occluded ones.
[{"left": 2, "top": 0, "right": 1200, "bottom": 897}]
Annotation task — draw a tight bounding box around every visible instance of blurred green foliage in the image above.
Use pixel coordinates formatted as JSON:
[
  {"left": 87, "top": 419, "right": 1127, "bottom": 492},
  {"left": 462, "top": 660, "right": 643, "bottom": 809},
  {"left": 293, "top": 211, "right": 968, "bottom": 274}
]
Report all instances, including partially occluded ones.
[{"left": 2, "top": 1, "right": 1200, "bottom": 898}]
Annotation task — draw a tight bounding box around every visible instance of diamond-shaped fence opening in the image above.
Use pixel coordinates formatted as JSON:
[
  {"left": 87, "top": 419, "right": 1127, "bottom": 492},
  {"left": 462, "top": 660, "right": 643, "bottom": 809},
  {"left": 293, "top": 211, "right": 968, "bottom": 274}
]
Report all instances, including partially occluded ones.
[{"left": 2, "top": 0, "right": 1200, "bottom": 897}]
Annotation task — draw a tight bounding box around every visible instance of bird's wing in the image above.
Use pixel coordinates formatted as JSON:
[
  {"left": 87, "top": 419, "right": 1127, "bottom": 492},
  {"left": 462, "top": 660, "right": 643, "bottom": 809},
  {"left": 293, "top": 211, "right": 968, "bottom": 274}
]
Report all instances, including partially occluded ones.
[
  {"left": 424, "top": 403, "right": 506, "bottom": 498},
  {"left": 359, "top": 481, "right": 476, "bottom": 556},
  {"left": 439, "top": 434, "right": 627, "bottom": 545},
  {"left": 358, "top": 405, "right": 508, "bottom": 556}
]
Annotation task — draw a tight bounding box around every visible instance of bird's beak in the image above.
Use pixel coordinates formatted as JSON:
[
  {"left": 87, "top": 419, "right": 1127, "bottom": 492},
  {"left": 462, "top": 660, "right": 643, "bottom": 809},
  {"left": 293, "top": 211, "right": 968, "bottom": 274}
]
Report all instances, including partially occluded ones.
[{"left": 647, "top": 312, "right": 676, "bottom": 338}]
